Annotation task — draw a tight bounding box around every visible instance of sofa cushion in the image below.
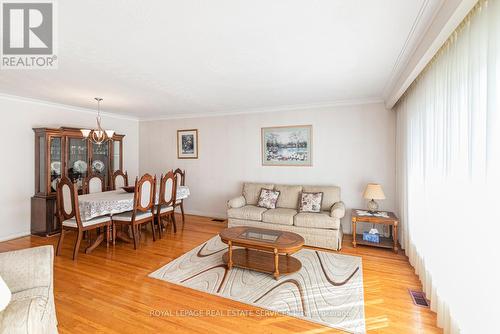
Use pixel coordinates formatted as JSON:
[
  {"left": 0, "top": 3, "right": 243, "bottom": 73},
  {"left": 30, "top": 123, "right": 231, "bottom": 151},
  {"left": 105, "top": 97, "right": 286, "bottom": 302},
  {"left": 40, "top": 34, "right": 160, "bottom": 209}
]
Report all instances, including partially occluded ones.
[
  {"left": 243, "top": 183, "right": 275, "bottom": 205},
  {"left": 275, "top": 185, "right": 302, "bottom": 209},
  {"left": 262, "top": 208, "right": 297, "bottom": 226},
  {"left": 302, "top": 185, "right": 340, "bottom": 211},
  {"left": 227, "top": 205, "right": 267, "bottom": 221},
  {"left": 294, "top": 211, "right": 340, "bottom": 229}
]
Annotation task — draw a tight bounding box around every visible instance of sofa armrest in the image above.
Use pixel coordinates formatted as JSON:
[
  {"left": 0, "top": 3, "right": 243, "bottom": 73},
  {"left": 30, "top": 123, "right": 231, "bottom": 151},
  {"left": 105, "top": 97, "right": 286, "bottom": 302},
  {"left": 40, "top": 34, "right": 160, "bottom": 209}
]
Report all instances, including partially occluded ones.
[
  {"left": 0, "top": 246, "right": 53, "bottom": 294},
  {"left": 330, "top": 201, "right": 346, "bottom": 219},
  {"left": 227, "top": 195, "right": 246, "bottom": 209}
]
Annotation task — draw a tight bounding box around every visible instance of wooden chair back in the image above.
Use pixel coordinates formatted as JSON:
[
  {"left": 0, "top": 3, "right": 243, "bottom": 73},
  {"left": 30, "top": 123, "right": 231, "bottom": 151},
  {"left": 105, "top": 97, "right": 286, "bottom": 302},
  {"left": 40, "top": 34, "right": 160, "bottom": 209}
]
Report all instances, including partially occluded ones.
[
  {"left": 132, "top": 173, "right": 156, "bottom": 214},
  {"left": 112, "top": 170, "right": 129, "bottom": 190},
  {"left": 174, "top": 168, "right": 185, "bottom": 189},
  {"left": 56, "top": 176, "right": 82, "bottom": 228},
  {"left": 84, "top": 173, "right": 105, "bottom": 194},
  {"left": 158, "top": 171, "right": 177, "bottom": 208}
]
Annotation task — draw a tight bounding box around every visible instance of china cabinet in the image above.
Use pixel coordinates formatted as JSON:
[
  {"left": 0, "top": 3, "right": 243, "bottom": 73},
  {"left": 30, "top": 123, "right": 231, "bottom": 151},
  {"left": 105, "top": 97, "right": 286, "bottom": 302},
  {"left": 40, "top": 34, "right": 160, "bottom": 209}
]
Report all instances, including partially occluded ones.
[{"left": 31, "top": 127, "right": 125, "bottom": 236}]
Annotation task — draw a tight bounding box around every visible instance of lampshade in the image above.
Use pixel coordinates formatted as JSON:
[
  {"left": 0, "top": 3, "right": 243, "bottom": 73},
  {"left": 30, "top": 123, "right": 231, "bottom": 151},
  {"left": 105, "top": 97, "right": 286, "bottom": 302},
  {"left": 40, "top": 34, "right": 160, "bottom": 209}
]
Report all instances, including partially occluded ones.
[
  {"left": 105, "top": 130, "right": 115, "bottom": 138},
  {"left": 363, "top": 183, "right": 386, "bottom": 200},
  {"left": 80, "top": 129, "right": 91, "bottom": 138},
  {"left": 0, "top": 275, "right": 11, "bottom": 312}
]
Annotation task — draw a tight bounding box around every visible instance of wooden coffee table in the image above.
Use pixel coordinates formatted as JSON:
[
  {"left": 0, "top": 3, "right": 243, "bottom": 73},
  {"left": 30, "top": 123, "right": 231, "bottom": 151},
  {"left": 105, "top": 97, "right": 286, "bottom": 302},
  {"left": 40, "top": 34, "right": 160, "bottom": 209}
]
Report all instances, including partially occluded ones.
[{"left": 219, "top": 226, "right": 304, "bottom": 280}]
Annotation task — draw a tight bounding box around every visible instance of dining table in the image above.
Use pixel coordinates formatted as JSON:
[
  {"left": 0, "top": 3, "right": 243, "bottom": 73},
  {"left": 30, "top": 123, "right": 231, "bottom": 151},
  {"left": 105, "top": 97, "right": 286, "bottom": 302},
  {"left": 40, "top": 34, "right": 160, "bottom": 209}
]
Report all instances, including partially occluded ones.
[{"left": 77, "top": 186, "right": 190, "bottom": 250}]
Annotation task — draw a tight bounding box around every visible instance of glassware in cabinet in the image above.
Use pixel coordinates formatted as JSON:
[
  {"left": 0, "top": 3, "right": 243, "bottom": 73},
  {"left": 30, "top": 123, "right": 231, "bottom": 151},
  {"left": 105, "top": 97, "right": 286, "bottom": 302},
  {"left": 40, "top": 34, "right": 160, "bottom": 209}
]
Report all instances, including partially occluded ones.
[
  {"left": 66, "top": 137, "right": 88, "bottom": 190},
  {"left": 48, "top": 137, "right": 62, "bottom": 193}
]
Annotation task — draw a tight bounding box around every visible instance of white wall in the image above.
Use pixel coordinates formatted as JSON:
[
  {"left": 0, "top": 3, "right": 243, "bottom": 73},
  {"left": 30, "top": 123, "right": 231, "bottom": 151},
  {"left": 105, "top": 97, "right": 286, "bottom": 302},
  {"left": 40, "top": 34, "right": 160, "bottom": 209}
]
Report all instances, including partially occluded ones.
[
  {"left": 139, "top": 103, "right": 396, "bottom": 233},
  {"left": 0, "top": 96, "right": 139, "bottom": 241}
]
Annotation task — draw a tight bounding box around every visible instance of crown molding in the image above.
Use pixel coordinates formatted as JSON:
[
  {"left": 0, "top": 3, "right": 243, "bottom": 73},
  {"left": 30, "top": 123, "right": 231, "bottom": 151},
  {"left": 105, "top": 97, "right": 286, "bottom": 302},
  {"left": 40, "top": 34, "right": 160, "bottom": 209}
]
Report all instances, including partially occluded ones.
[
  {"left": 0, "top": 93, "right": 385, "bottom": 122},
  {"left": 381, "top": 0, "right": 436, "bottom": 99},
  {"left": 139, "top": 97, "right": 385, "bottom": 122},
  {"left": 0, "top": 93, "right": 139, "bottom": 121},
  {"left": 384, "top": 0, "right": 478, "bottom": 109}
]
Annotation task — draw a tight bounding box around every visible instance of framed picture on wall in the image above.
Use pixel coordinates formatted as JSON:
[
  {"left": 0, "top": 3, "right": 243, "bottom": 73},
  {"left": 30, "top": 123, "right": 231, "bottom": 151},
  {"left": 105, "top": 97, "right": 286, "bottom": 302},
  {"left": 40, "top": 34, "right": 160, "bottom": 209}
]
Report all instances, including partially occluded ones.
[
  {"left": 177, "top": 129, "right": 198, "bottom": 159},
  {"left": 261, "top": 125, "right": 312, "bottom": 166}
]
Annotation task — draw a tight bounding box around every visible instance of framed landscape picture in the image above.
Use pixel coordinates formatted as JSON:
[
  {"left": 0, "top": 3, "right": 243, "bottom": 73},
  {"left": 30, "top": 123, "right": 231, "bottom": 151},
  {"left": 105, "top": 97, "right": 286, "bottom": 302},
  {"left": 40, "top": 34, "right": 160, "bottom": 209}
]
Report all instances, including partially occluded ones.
[
  {"left": 177, "top": 129, "right": 198, "bottom": 159},
  {"left": 261, "top": 125, "right": 312, "bottom": 166}
]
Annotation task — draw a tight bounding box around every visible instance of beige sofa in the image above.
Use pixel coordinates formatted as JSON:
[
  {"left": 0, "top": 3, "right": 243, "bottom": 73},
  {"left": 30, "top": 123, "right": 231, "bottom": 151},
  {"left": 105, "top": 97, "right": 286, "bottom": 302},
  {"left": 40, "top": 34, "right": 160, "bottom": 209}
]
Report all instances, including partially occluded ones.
[
  {"left": 0, "top": 246, "right": 58, "bottom": 334},
  {"left": 227, "top": 183, "right": 345, "bottom": 250}
]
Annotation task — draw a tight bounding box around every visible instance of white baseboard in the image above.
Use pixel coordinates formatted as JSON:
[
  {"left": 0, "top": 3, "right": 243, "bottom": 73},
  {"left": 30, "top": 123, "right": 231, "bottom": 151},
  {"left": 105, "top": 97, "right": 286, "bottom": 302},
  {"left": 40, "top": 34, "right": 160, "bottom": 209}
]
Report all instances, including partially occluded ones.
[
  {"left": 0, "top": 231, "right": 31, "bottom": 242},
  {"left": 175, "top": 208, "right": 226, "bottom": 220}
]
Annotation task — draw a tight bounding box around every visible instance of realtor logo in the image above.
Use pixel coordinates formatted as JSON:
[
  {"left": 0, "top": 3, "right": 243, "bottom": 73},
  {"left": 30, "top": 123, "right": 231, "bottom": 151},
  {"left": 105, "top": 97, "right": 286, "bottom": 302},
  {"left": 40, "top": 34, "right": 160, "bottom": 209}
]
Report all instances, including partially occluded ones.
[{"left": 1, "top": 0, "right": 57, "bottom": 69}]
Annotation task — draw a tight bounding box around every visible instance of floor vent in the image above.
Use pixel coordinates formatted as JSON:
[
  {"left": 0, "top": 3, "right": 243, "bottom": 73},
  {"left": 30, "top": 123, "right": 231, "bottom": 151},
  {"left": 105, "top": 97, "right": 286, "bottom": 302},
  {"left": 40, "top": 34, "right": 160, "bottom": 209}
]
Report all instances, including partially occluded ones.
[
  {"left": 409, "top": 289, "right": 430, "bottom": 307},
  {"left": 211, "top": 218, "right": 226, "bottom": 223}
]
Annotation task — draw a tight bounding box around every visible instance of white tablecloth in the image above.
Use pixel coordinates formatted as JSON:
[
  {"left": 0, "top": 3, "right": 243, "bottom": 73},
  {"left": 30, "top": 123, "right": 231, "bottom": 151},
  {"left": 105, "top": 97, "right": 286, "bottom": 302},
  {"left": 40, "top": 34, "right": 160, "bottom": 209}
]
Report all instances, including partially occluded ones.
[{"left": 78, "top": 186, "right": 190, "bottom": 221}]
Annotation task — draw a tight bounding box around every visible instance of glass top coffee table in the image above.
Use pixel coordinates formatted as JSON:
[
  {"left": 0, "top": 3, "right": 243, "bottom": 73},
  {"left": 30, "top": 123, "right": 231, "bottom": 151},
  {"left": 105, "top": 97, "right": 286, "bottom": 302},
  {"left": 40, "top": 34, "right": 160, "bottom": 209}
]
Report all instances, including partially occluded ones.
[{"left": 219, "top": 226, "right": 305, "bottom": 280}]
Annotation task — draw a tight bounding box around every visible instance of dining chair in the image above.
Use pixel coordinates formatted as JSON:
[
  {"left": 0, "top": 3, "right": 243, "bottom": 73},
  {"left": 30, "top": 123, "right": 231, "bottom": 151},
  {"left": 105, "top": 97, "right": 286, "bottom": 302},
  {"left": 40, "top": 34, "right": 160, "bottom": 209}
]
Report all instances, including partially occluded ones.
[
  {"left": 112, "top": 170, "right": 129, "bottom": 190},
  {"left": 112, "top": 173, "right": 156, "bottom": 249},
  {"left": 173, "top": 168, "right": 186, "bottom": 223},
  {"left": 56, "top": 176, "right": 112, "bottom": 260},
  {"left": 155, "top": 171, "right": 177, "bottom": 238},
  {"left": 84, "top": 173, "right": 105, "bottom": 194}
]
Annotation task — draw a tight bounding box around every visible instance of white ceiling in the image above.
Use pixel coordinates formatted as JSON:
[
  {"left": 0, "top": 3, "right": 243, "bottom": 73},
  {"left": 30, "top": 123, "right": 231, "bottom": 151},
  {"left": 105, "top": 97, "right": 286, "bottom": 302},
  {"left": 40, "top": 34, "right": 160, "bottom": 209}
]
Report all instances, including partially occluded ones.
[{"left": 0, "top": 0, "right": 445, "bottom": 119}]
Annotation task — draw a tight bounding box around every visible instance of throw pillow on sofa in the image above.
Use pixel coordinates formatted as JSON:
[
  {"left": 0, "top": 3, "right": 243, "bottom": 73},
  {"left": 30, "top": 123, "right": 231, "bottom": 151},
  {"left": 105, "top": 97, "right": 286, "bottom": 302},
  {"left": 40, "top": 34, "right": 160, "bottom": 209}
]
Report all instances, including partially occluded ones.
[
  {"left": 299, "top": 192, "right": 323, "bottom": 213},
  {"left": 257, "top": 189, "right": 280, "bottom": 209}
]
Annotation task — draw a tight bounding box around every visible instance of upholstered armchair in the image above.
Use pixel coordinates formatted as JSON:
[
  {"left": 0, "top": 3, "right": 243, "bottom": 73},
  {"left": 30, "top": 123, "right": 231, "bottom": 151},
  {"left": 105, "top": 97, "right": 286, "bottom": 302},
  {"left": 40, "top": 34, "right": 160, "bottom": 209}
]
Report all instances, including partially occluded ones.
[{"left": 0, "top": 246, "right": 58, "bottom": 333}]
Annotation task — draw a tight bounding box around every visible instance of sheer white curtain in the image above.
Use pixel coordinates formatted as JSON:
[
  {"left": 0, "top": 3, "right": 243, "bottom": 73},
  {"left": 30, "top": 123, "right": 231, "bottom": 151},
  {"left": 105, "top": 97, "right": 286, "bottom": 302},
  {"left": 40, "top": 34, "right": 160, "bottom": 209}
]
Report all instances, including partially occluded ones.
[{"left": 395, "top": 1, "right": 500, "bottom": 333}]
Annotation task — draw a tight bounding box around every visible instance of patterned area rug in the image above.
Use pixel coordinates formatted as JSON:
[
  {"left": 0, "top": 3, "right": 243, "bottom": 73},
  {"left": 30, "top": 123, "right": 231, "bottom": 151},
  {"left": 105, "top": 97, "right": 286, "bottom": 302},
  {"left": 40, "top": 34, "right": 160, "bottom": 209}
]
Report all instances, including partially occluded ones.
[{"left": 149, "top": 236, "right": 366, "bottom": 333}]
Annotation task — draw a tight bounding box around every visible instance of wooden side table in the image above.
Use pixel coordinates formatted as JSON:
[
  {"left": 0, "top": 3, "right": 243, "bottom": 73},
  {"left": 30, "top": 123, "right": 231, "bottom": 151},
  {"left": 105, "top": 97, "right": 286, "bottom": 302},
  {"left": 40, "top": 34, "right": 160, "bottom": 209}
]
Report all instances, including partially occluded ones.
[{"left": 351, "top": 209, "right": 399, "bottom": 252}]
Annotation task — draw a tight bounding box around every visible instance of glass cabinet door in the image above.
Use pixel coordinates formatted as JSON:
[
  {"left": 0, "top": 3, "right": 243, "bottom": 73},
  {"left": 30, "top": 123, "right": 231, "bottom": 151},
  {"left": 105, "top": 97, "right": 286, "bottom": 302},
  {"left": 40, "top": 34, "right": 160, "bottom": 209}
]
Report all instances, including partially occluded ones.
[
  {"left": 49, "top": 137, "right": 62, "bottom": 193},
  {"left": 36, "top": 134, "right": 46, "bottom": 194},
  {"left": 67, "top": 137, "right": 88, "bottom": 190},
  {"left": 112, "top": 140, "right": 122, "bottom": 172},
  {"left": 91, "top": 142, "right": 109, "bottom": 187}
]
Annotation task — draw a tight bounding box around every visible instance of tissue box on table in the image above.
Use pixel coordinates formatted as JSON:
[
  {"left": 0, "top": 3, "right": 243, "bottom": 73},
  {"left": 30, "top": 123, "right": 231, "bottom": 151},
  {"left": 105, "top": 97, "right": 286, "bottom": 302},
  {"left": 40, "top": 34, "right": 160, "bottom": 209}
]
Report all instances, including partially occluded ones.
[{"left": 363, "top": 231, "right": 380, "bottom": 243}]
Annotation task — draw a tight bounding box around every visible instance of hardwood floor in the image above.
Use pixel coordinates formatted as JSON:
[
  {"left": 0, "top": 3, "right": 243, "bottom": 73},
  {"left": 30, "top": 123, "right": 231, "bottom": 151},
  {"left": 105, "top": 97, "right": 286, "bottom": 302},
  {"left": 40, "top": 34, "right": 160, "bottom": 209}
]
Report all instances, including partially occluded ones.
[{"left": 0, "top": 215, "right": 442, "bottom": 333}]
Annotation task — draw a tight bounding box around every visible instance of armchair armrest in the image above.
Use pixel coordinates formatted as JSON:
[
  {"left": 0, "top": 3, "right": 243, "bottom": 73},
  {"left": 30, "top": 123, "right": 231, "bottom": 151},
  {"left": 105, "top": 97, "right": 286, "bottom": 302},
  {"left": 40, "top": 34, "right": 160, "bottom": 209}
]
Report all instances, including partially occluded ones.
[
  {"left": 0, "top": 246, "right": 53, "bottom": 294},
  {"left": 227, "top": 195, "right": 246, "bottom": 209},
  {"left": 330, "top": 201, "right": 346, "bottom": 219}
]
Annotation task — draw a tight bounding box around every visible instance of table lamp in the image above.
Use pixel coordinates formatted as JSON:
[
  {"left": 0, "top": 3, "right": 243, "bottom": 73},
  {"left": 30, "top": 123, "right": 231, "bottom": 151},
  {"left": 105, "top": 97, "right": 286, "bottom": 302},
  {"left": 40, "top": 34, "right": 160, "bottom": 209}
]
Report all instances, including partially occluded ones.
[{"left": 363, "top": 183, "right": 385, "bottom": 213}]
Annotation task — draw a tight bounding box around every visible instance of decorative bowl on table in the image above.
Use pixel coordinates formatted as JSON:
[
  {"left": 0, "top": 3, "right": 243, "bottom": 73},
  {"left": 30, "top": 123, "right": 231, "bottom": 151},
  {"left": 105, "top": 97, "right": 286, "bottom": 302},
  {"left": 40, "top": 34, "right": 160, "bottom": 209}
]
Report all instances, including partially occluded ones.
[{"left": 122, "top": 186, "right": 135, "bottom": 193}]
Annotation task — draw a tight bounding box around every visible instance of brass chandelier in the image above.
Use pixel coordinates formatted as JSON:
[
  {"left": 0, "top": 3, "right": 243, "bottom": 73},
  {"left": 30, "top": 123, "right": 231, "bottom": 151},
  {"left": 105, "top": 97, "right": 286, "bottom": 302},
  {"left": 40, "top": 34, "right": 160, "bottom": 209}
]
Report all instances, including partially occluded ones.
[{"left": 80, "top": 98, "right": 115, "bottom": 144}]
